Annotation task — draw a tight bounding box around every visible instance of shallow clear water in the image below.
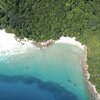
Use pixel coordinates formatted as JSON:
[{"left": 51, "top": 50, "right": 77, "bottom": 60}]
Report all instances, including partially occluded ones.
[{"left": 0, "top": 43, "right": 90, "bottom": 100}]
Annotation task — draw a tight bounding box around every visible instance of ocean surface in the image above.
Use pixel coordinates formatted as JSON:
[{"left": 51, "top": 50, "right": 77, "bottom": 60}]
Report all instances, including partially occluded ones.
[{"left": 0, "top": 43, "right": 90, "bottom": 100}]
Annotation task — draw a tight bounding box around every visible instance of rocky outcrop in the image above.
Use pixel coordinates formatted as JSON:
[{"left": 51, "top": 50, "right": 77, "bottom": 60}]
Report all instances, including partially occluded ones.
[
  {"left": 82, "top": 46, "right": 100, "bottom": 100},
  {"left": 35, "top": 39, "right": 55, "bottom": 48}
]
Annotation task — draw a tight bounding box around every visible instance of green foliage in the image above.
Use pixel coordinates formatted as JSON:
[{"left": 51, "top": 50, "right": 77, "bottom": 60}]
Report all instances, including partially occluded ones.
[
  {"left": 76, "top": 30, "right": 100, "bottom": 93},
  {"left": 0, "top": 0, "right": 99, "bottom": 40},
  {"left": 0, "top": 0, "right": 100, "bottom": 93}
]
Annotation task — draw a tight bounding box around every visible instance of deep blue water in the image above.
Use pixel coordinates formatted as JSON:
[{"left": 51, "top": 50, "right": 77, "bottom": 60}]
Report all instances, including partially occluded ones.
[
  {"left": 0, "top": 75, "right": 78, "bottom": 100},
  {"left": 0, "top": 43, "right": 90, "bottom": 100}
]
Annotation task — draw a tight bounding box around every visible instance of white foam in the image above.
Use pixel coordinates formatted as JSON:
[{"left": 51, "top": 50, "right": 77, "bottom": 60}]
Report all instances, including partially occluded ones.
[{"left": 0, "top": 29, "right": 37, "bottom": 55}]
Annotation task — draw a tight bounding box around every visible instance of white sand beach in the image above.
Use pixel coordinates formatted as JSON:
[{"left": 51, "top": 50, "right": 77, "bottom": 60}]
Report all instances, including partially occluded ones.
[{"left": 56, "top": 36, "right": 85, "bottom": 50}]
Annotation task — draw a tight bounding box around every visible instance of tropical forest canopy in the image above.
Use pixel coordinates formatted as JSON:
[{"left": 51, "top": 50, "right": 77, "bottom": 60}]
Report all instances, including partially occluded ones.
[{"left": 0, "top": 0, "right": 100, "bottom": 41}]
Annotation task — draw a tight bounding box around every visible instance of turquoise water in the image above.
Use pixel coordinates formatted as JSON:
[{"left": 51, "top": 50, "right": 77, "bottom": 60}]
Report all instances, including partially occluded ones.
[{"left": 0, "top": 43, "right": 90, "bottom": 100}]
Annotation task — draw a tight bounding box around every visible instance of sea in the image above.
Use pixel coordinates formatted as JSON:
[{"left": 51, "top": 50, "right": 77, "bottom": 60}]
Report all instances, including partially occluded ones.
[{"left": 0, "top": 42, "right": 91, "bottom": 100}]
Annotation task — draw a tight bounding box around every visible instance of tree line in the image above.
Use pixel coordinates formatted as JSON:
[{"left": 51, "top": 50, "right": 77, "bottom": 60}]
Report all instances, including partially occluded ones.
[{"left": 0, "top": 0, "right": 99, "bottom": 41}]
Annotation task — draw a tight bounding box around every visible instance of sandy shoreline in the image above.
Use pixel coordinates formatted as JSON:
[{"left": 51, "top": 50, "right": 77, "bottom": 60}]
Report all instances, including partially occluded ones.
[{"left": 0, "top": 29, "right": 100, "bottom": 99}]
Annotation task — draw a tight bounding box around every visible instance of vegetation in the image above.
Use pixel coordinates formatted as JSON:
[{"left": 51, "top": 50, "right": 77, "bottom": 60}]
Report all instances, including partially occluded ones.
[{"left": 0, "top": 0, "right": 100, "bottom": 93}]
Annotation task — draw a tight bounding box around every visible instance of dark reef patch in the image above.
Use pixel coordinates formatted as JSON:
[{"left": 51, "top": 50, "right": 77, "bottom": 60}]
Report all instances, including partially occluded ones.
[{"left": 0, "top": 75, "right": 79, "bottom": 100}]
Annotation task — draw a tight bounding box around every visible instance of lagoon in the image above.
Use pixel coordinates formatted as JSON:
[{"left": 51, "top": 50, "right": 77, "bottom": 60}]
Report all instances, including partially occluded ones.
[{"left": 0, "top": 41, "right": 90, "bottom": 100}]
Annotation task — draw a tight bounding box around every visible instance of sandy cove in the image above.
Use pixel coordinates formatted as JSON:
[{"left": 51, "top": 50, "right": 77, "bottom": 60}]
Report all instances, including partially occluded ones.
[{"left": 0, "top": 29, "right": 100, "bottom": 99}]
